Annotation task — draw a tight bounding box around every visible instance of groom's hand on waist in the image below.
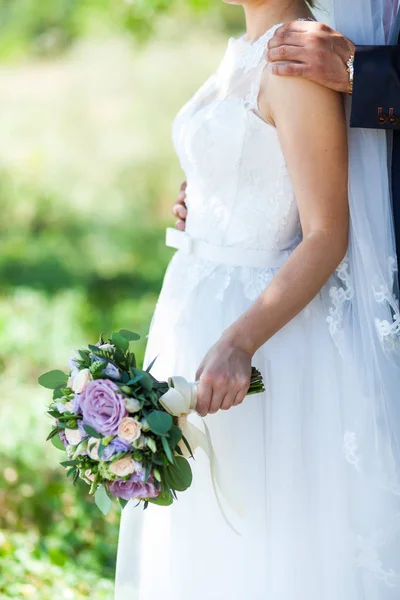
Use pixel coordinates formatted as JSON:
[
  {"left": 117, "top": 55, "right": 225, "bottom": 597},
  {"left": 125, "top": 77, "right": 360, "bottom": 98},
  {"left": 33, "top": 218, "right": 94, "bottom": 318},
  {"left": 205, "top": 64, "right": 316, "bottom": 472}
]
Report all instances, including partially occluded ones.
[
  {"left": 267, "top": 21, "right": 355, "bottom": 94},
  {"left": 173, "top": 181, "right": 187, "bottom": 231}
]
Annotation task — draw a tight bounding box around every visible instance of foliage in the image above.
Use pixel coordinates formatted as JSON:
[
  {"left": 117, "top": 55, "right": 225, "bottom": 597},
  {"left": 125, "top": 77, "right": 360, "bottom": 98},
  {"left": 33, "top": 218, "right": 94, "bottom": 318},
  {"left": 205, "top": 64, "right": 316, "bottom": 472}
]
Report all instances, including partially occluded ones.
[
  {"left": 0, "top": 24, "right": 226, "bottom": 595},
  {"left": 0, "top": 0, "right": 240, "bottom": 57},
  {"left": 41, "top": 329, "right": 193, "bottom": 515}
]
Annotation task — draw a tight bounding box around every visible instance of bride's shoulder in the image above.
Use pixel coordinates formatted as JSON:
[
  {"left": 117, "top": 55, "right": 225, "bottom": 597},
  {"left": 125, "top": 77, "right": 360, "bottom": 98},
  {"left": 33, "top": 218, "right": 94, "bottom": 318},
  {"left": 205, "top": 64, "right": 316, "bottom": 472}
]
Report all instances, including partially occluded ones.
[{"left": 259, "top": 65, "right": 343, "bottom": 128}]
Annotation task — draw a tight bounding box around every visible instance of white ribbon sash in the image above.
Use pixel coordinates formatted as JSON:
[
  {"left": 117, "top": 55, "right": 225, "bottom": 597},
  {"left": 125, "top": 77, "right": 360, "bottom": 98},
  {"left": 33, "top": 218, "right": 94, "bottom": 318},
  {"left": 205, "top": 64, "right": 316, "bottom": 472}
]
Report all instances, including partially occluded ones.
[{"left": 160, "top": 376, "right": 243, "bottom": 535}]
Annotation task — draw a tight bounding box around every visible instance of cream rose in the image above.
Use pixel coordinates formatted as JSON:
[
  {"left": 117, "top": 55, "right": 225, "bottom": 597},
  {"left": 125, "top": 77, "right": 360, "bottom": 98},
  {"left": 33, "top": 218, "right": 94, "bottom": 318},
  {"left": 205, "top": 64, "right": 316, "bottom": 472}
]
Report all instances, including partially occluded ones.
[
  {"left": 87, "top": 437, "right": 101, "bottom": 461},
  {"left": 71, "top": 369, "right": 93, "bottom": 393},
  {"left": 109, "top": 456, "right": 135, "bottom": 477},
  {"left": 118, "top": 417, "right": 142, "bottom": 443},
  {"left": 65, "top": 428, "right": 83, "bottom": 446},
  {"left": 84, "top": 469, "right": 96, "bottom": 483}
]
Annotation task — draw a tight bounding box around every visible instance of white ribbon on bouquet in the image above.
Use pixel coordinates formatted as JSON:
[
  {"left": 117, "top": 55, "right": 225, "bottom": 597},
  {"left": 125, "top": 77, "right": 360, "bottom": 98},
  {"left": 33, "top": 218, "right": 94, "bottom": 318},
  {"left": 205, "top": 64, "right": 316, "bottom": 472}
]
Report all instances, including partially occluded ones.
[{"left": 160, "top": 376, "right": 243, "bottom": 536}]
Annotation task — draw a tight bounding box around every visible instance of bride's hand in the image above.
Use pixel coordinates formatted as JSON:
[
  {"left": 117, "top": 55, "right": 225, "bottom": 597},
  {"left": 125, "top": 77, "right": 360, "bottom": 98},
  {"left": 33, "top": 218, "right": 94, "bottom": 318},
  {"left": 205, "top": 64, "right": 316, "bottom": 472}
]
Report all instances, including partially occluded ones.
[{"left": 195, "top": 337, "right": 252, "bottom": 417}]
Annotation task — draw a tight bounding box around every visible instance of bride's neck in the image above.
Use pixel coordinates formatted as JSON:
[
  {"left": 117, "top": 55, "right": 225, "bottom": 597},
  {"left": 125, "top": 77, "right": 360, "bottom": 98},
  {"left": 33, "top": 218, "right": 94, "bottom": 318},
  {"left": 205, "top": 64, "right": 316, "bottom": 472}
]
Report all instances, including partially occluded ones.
[{"left": 243, "top": 0, "right": 313, "bottom": 42}]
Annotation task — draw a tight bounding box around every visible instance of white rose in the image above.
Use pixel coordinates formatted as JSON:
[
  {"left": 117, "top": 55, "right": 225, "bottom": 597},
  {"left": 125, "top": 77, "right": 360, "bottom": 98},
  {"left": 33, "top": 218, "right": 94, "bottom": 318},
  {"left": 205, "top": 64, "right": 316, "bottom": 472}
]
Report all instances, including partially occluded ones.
[
  {"left": 71, "top": 369, "right": 93, "bottom": 393},
  {"left": 65, "top": 428, "right": 83, "bottom": 446},
  {"left": 133, "top": 435, "right": 147, "bottom": 449},
  {"left": 125, "top": 398, "right": 141, "bottom": 413},
  {"left": 87, "top": 437, "right": 101, "bottom": 461},
  {"left": 109, "top": 456, "right": 135, "bottom": 477},
  {"left": 118, "top": 417, "right": 142, "bottom": 443},
  {"left": 99, "top": 344, "right": 114, "bottom": 351}
]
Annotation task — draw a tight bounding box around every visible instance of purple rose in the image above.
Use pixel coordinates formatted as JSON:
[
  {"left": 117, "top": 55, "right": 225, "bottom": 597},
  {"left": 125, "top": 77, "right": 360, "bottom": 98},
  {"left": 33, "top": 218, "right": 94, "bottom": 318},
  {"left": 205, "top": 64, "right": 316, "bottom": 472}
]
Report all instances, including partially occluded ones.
[
  {"left": 80, "top": 379, "right": 127, "bottom": 436},
  {"left": 108, "top": 474, "right": 159, "bottom": 501},
  {"left": 102, "top": 438, "right": 131, "bottom": 461}
]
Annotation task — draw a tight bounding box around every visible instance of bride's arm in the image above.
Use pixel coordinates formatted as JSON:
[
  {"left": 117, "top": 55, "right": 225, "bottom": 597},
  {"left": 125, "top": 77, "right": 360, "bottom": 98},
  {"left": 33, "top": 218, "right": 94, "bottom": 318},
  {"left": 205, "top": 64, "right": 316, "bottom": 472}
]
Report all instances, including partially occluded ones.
[{"left": 195, "top": 75, "right": 349, "bottom": 417}]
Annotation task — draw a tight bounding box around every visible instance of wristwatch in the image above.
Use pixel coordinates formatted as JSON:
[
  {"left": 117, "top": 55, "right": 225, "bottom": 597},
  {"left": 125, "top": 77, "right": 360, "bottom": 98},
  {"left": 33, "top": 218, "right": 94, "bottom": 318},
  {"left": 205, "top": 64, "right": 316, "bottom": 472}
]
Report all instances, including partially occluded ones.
[{"left": 347, "top": 54, "right": 355, "bottom": 95}]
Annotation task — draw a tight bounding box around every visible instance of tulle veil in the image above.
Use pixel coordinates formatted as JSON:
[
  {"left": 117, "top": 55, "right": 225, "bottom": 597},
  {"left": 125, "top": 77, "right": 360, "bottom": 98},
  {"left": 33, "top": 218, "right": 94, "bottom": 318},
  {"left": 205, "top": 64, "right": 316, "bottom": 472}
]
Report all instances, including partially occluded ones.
[{"left": 315, "top": 0, "right": 400, "bottom": 529}]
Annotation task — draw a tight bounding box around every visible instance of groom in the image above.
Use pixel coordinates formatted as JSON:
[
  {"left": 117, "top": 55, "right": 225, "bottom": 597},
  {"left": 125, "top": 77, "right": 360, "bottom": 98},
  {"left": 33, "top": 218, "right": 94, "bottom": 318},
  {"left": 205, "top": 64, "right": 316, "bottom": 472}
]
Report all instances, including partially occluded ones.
[{"left": 173, "top": 20, "right": 400, "bottom": 276}]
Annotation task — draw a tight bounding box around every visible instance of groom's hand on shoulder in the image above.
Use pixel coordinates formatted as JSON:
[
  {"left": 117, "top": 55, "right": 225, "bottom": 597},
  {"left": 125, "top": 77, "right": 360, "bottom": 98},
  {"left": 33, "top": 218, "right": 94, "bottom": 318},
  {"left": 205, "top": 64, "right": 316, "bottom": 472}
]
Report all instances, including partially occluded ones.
[
  {"left": 173, "top": 181, "right": 187, "bottom": 231},
  {"left": 267, "top": 21, "right": 355, "bottom": 94}
]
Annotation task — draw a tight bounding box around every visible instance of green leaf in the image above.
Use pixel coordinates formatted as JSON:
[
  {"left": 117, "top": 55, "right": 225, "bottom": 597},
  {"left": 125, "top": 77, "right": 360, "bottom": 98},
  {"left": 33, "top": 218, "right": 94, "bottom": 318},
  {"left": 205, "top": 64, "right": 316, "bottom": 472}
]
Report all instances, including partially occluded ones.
[
  {"left": 168, "top": 425, "right": 183, "bottom": 450},
  {"left": 181, "top": 434, "right": 194, "bottom": 458},
  {"left": 98, "top": 441, "right": 105, "bottom": 459},
  {"left": 147, "top": 410, "right": 173, "bottom": 435},
  {"left": 111, "top": 332, "right": 129, "bottom": 352},
  {"left": 139, "top": 372, "right": 154, "bottom": 391},
  {"left": 148, "top": 486, "right": 173, "bottom": 506},
  {"left": 38, "top": 370, "right": 68, "bottom": 390},
  {"left": 119, "top": 329, "right": 141, "bottom": 342},
  {"left": 53, "top": 388, "right": 65, "bottom": 400},
  {"left": 83, "top": 424, "right": 101, "bottom": 439},
  {"left": 89, "top": 360, "right": 108, "bottom": 376},
  {"left": 60, "top": 459, "right": 81, "bottom": 467},
  {"left": 126, "top": 374, "right": 145, "bottom": 385},
  {"left": 94, "top": 485, "right": 112, "bottom": 516},
  {"left": 46, "top": 427, "right": 60, "bottom": 441},
  {"left": 151, "top": 452, "right": 165, "bottom": 466},
  {"left": 119, "top": 498, "right": 128, "bottom": 509},
  {"left": 144, "top": 462, "right": 152, "bottom": 483},
  {"left": 66, "top": 467, "right": 76, "bottom": 478},
  {"left": 51, "top": 434, "right": 66, "bottom": 451},
  {"left": 164, "top": 456, "right": 193, "bottom": 492},
  {"left": 161, "top": 435, "right": 175, "bottom": 464},
  {"left": 145, "top": 355, "right": 158, "bottom": 373}
]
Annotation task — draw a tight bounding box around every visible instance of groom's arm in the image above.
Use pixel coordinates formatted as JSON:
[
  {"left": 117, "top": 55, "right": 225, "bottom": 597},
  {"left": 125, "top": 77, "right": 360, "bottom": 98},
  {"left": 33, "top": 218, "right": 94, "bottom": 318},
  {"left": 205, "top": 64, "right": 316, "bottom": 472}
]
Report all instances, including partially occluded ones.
[{"left": 351, "top": 45, "right": 400, "bottom": 130}]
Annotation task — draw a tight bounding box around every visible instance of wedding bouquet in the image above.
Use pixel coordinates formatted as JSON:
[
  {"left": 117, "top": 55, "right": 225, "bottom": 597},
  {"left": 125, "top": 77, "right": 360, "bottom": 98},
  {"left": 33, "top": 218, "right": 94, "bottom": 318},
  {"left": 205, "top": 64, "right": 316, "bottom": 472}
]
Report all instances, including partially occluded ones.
[{"left": 40, "top": 329, "right": 265, "bottom": 515}]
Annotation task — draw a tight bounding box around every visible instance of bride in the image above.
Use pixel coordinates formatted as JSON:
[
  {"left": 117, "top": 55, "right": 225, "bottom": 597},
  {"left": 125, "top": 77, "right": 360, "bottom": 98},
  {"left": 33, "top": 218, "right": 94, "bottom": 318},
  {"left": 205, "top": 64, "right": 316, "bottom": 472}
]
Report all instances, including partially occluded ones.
[{"left": 115, "top": 0, "right": 400, "bottom": 598}]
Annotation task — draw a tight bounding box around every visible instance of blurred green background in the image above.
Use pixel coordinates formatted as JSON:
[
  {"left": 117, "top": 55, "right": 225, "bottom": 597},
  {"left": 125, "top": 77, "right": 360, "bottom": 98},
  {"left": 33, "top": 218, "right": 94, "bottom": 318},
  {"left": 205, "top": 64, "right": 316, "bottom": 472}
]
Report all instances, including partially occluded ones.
[{"left": 0, "top": 1, "right": 244, "bottom": 598}]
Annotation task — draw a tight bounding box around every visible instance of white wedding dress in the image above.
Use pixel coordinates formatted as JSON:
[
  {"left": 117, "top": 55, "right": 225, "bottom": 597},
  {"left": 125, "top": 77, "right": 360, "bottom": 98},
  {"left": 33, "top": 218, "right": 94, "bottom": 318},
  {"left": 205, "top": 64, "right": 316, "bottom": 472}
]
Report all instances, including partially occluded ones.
[{"left": 115, "top": 24, "right": 400, "bottom": 600}]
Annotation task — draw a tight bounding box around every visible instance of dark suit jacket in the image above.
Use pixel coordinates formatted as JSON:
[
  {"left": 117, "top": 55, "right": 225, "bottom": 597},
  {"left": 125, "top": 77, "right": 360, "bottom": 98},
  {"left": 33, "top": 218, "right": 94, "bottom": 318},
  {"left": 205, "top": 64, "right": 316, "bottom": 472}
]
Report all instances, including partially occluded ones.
[
  {"left": 351, "top": 41, "right": 400, "bottom": 283},
  {"left": 351, "top": 44, "right": 400, "bottom": 130}
]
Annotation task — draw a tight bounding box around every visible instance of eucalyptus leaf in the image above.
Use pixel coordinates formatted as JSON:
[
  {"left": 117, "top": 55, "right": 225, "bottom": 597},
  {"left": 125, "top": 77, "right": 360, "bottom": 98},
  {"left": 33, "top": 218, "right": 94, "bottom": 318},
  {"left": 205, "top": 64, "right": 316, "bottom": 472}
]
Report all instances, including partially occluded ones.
[
  {"left": 38, "top": 370, "right": 68, "bottom": 390},
  {"left": 168, "top": 425, "right": 183, "bottom": 450},
  {"left": 147, "top": 410, "right": 173, "bottom": 435},
  {"left": 148, "top": 486, "right": 173, "bottom": 506},
  {"left": 164, "top": 456, "right": 193, "bottom": 492},
  {"left": 138, "top": 372, "right": 153, "bottom": 391},
  {"left": 94, "top": 485, "right": 112, "bottom": 516},
  {"left": 53, "top": 388, "right": 65, "bottom": 400},
  {"left": 111, "top": 332, "right": 129, "bottom": 352},
  {"left": 51, "top": 434, "right": 66, "bottom": 451},
  {"left": 119, "top": 329, "right": 141, "bottom": 341}
]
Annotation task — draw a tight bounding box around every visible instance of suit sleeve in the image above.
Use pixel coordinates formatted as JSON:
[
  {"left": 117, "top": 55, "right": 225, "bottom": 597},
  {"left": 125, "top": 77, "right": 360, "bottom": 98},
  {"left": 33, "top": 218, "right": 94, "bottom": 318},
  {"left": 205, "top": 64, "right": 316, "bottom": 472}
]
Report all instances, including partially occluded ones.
[{"left": 350, "top": 45, "right": 400, "bottom": 130}]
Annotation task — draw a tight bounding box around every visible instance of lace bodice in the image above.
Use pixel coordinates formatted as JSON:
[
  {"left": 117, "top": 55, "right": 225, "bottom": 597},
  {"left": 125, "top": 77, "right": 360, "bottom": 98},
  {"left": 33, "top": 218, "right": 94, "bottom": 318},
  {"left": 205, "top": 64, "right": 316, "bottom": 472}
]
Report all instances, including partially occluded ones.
[{"left": 172, "top": 25, "right": 302, "bottom": 254}]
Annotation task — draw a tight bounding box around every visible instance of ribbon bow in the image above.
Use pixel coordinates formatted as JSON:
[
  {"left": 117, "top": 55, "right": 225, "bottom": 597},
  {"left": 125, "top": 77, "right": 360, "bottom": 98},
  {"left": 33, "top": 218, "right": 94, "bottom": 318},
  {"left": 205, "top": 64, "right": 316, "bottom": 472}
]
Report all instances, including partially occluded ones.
[{"left": 160, "top": 376, "right": 242, "bottom": 536}]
